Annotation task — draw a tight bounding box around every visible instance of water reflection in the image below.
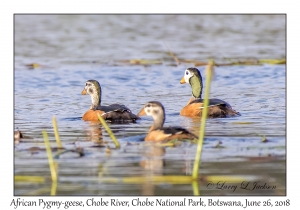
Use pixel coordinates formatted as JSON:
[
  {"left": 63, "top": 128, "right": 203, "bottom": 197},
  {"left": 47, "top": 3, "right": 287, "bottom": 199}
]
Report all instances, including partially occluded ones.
[
  {"left": 140, "top": 145, "right": 165, "bottom": 195},
  {"left": 85, "top": 122, "right": 103, "bottom": 143},
  {"left": 140, "top": 145, "right": 166, "bottom": 174}
]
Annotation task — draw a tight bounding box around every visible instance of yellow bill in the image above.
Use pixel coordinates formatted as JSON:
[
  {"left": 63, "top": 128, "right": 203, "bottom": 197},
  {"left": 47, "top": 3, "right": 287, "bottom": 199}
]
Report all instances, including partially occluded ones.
[
  {"left": 180, "top": 77, "right": 186, "bottom": 84},
  {"left": 137, "top": 108, "right": 146, "bottom": 116},
  {"left": 81, "top": 89, "right": 87, "bottom": 95}
]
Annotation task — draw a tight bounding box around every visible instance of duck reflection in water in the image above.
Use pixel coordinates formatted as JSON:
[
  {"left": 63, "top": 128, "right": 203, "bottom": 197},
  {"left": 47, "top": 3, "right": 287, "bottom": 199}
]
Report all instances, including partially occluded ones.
[
  {"left": 83, "top": 121, "right": 104, "bottom": 143},
  {"left": 140, "top": 144, "right": 166, "bottom": 195}
]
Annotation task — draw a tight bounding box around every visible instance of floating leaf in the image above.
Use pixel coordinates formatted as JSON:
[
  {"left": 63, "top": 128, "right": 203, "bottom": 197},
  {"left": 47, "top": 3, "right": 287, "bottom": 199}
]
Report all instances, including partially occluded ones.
[
  {"left": 25, "top": 63, "right": 41, "bottom": 69},
  {"left": 14, "top": 176, "right": 45, "bottom": 183},
  {"left": 129, "top": 59, "right": 162, "bottom": 65},
  {"left": 259, "top": 59, "right": 286, "bottom": 65}
]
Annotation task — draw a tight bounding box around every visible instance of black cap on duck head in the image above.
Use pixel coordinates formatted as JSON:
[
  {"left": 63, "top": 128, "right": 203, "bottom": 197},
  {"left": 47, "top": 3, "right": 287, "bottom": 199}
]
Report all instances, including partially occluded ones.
[
  {"left": 180, "top": 67, "right": 203, "bottom": 99},
  {"left": 186, "top": 67, "right": 202, "bottom": 79}
]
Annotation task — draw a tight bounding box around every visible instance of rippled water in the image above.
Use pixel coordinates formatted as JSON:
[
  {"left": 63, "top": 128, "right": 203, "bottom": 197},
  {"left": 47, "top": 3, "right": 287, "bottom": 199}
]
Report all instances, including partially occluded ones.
[{"left": 14, "top": 14, "right": 286, "bottom": 196}]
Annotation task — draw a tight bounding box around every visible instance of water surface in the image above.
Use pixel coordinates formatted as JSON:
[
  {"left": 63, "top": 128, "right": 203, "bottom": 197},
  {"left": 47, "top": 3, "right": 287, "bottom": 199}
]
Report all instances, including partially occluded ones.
[{"left": 14, "top": 14, "right": 286, "bottom": 196}]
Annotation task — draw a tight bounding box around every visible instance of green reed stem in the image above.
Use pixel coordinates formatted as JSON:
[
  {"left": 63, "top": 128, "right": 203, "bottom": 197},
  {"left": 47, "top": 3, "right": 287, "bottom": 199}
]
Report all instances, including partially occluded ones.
[
  {"left": 97, "top": 114, "right": 120, "bottom": 148},
  {"left": 50, "top": 179, "right": 57, "bottom": 196},
  {"left": 192, "top": 60, "right": 214, "bottom": 180},
  {"left": 42, "top": 130, "right": 58, "bottom": 182},
  {"left": 52, "top": 116, "right": 63, "bottom": 148},
  {"left": 192, "top": 180, "right": 200, "bottom": 195}
]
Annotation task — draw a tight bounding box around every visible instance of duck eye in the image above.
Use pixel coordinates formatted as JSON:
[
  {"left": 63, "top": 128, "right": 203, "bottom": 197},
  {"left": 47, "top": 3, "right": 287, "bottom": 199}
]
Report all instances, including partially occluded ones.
[
  {"left": 146, "top": 104, "right": 151, "bottom": 108},
  {"left": 185, "top": 71, "right": 189, "bottom": 75}
]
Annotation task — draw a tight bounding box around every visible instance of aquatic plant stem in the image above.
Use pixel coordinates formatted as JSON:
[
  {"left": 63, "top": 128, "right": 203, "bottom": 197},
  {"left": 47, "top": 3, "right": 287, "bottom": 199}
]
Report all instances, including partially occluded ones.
[
  {"left": 52, "top": 116, "right": 63, "bottom": 148},
  {"left": 164, "top": 42, "right": 181, "bottom": 66},
  {"left": 97, "top": 114, "right": 120, "bottom": 148},
  {"left": 192, "top": 180, "right": 200, "bottom": 195},
  {"left": 50, "top": 179, "right": 57, "bottom": 196},
  {"left": 192, "top": 60, "right": 214, "bottom": 180},
  {"left": 42, "top": 130, "right": 58, "bottom": 182}
]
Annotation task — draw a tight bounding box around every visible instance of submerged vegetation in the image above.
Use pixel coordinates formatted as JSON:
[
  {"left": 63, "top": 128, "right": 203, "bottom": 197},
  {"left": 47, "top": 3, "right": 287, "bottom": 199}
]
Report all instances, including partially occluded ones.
[{"left": 25, "top": 57, "right": 285, "bottom": 70}]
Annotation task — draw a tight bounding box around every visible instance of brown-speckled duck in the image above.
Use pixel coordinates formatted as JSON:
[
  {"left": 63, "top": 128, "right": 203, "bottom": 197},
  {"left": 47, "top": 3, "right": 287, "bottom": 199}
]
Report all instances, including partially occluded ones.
[
  {"left": 180, "top": 67, "right": 240, "bottom": 118},
  {"left": 138, "top": 101, "right": 198, "bottom": 142},
  {"left": 81, "top": 80, "right": 139, "bottom": 122}
]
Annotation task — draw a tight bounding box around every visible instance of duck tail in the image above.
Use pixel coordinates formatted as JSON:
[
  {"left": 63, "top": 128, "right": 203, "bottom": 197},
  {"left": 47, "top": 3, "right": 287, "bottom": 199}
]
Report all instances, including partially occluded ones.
[{"left": 225, "top": 107, "right": 241, "bottom": 116}]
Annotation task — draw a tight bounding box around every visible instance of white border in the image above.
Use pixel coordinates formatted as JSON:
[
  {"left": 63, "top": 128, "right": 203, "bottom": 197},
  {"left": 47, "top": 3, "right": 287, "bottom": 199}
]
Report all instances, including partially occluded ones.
[{"left": 2, "top": 0, "right": 297, "bottom": 208}]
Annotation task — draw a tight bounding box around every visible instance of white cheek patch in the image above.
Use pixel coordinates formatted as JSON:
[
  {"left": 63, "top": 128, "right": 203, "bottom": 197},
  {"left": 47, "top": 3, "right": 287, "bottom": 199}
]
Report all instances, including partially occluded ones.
[
  {"left": 145, "top": 107, "right": 160, "bottom": 117},
  {"left": 184, "top": 70, "right": 193, "bottom": 84},
  {"left": 145, "top": 108, "right": 151, "bottom": 115}
]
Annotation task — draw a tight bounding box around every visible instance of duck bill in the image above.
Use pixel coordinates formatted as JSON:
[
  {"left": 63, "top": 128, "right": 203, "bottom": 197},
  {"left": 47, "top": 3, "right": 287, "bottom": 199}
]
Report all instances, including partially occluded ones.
[
  {"left": 137, "top": 108, "right": 146, "bottom": 116},
  {"left": 180, "top": 76, "right": 186, "bottom": 84},
  {"left": 81, "top": 89, "right": 87, "bottom": 95}
]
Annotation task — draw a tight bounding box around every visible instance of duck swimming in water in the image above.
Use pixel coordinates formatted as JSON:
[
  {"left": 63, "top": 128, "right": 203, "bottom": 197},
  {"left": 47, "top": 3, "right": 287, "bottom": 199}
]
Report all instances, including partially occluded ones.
[
  {"left": 138, "top": 101, "right": 198, "bottom": 142},
  {"left": 180, "top": 67, "right": 240, "bottom": 118},
  {"left": 81, "top": 79, "right": 139, "bottom": 122}
]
